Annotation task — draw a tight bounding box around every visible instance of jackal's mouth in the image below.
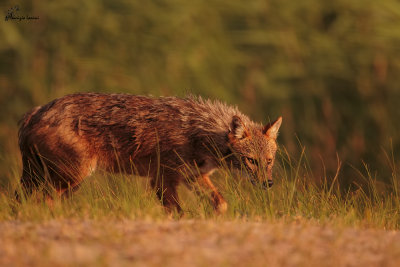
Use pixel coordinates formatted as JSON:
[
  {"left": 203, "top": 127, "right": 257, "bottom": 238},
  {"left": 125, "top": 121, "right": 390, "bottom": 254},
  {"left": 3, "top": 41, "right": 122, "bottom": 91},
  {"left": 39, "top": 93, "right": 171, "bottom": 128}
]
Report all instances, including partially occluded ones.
[{"left": 250, "top": 178, "right": 273, "bottom": 189}]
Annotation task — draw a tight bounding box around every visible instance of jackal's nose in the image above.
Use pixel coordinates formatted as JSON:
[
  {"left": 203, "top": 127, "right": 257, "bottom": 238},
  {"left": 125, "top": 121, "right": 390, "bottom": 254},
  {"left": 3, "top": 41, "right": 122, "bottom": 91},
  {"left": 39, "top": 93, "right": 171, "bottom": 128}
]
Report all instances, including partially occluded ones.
[{"left": 262, "top": 180, "right": 273, "bottom": 188}]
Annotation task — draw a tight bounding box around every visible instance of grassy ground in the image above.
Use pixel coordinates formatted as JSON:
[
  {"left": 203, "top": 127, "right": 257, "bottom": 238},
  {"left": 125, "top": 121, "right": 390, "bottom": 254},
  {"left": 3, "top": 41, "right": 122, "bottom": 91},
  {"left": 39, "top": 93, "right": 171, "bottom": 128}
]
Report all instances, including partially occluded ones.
[
  {"left": 0, "top": 149, "right": 400, "bottom": 266},
  {"left": 1, "top": 219, "right": 400, "bottom": 267}
]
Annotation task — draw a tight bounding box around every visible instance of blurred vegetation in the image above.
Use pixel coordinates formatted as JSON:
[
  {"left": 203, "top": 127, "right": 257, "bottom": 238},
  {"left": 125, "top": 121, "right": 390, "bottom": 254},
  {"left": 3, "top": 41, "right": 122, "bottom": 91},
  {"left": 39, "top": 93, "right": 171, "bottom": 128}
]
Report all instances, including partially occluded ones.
[{"left": 1, "top": 0, "right": 399, "bottom": 188}]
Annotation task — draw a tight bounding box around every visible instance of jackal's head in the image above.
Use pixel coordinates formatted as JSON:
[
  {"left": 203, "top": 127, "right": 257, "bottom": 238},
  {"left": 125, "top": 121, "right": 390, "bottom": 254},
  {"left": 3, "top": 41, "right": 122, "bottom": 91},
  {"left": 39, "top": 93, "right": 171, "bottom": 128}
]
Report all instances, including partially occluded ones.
[{"left": 227, "top": 116, "right": 282, "bottom": 189}]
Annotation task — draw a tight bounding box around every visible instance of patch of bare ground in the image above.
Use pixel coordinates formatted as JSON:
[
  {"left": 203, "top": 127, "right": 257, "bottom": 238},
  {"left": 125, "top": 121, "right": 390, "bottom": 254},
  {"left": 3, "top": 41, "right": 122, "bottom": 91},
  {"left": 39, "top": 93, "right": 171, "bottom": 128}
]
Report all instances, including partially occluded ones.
[{"left": 0, "top": 220, "right": 400, "bottom": 267}]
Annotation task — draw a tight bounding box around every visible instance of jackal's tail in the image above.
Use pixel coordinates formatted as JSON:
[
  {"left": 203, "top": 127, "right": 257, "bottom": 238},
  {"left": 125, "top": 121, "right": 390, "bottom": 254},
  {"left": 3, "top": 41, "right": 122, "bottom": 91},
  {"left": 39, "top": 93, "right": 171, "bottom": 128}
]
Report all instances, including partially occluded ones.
[
  {"left": 18, "top": 106, "right": 41, "bottom": 150},
  {"left": 17, "top": 106, "right": 43, "bottom": 201}
]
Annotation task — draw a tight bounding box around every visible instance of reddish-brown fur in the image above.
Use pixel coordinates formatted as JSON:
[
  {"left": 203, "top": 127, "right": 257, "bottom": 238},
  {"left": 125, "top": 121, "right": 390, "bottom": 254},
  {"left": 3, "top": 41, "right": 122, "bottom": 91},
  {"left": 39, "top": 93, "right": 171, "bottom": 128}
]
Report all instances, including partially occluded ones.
[{"left": 18, "top": 93, "right": 282, "bottom": 213}]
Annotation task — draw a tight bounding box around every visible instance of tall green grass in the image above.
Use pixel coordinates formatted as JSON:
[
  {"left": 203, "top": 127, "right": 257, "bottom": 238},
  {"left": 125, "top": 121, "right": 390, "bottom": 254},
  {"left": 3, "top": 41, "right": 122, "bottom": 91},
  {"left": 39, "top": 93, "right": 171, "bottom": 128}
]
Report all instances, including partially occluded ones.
[{"left": 1, "top": 146, "right": 399, "bottom": 229}]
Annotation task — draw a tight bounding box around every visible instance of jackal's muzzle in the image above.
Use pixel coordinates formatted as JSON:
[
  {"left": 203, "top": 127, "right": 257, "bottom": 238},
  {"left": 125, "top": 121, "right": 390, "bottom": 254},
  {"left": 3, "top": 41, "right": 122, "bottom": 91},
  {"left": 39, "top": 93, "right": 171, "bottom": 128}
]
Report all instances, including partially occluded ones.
[{"left": 250, "top": 178, "right": 273, "bottom": 189}]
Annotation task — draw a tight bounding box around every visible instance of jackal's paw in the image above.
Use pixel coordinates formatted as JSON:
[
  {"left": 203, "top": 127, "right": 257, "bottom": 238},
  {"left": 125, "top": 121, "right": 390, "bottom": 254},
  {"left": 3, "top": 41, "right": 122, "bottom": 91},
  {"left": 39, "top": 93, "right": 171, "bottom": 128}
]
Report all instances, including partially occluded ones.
[{"left": 216, "top": 201, "right": 228, "bottom": 214}]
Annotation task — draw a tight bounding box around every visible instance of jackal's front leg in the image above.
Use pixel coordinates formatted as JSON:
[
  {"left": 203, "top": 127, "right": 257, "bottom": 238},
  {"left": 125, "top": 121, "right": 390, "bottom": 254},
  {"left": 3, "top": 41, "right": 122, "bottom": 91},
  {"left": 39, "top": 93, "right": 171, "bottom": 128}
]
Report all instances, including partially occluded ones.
[{"left": 198, "top": 174, "right": 227, "bottom": 214}]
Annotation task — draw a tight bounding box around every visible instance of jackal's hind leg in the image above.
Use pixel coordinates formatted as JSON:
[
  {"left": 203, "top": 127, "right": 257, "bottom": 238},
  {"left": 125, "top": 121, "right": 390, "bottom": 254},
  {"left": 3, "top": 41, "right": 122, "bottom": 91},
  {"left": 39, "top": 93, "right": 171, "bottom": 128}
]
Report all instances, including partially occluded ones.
[
  {"left": 17, "top": 153, "right": 93, "bottom": 203},
  {"left": 57, "top": 157, "right": 97, "bottom": 199}
]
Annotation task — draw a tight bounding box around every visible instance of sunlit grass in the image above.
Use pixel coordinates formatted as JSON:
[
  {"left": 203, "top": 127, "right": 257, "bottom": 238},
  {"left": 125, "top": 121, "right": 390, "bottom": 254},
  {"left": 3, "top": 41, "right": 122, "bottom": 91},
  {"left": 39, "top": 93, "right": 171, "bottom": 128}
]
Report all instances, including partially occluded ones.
[{"left": 1, "top": 146, "right": 399, "bottom": 229}]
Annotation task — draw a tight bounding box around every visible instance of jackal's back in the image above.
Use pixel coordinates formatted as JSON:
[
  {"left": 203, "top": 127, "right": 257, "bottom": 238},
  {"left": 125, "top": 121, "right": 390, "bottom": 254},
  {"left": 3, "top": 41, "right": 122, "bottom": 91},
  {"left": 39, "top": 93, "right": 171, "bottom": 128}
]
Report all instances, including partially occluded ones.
[{"left": 18, "top": 93, "right": 253, "bottom": 170}]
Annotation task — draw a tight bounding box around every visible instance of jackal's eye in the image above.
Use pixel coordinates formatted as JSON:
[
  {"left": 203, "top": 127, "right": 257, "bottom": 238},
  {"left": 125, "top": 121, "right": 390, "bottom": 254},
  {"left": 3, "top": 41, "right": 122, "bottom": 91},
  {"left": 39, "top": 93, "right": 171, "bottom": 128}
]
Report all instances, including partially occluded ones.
[
  {"left": 267, "top": 158, "right": 273, "bottom": 165},
  {"left": 246, "top": 157, "right": 258, "bottom": 166}
]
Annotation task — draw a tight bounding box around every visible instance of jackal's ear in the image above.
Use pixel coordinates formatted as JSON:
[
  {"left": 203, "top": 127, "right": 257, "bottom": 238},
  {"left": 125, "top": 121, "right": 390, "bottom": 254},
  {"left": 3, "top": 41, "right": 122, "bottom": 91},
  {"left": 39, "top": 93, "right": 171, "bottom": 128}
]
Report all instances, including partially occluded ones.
[
  {"left": 263, "top": 116, "right": 282, "bottom": 139},
  {"left": 229, "top": 115, "right": 249, "bottom": 140}
]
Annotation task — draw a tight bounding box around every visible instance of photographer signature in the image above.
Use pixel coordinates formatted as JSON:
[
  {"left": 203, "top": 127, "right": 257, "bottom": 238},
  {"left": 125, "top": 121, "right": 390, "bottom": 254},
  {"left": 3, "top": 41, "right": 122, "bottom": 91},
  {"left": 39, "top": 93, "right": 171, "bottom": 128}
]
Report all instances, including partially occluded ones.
[{"left": 5, "top": 5, "right": 39, "bottom": 21}]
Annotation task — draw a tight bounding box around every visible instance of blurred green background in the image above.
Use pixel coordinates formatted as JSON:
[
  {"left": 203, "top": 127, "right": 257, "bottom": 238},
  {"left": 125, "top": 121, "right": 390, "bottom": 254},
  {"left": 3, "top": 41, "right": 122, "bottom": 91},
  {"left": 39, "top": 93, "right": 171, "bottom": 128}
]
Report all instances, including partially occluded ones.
[{"left": 1, "top": 0, "right": 399, "bottom": 187}]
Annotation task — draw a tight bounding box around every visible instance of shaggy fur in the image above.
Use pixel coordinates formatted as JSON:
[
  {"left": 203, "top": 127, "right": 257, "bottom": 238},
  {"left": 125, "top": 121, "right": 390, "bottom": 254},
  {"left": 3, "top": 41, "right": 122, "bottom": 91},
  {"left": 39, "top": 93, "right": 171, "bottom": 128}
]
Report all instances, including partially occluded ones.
[{"left": 18, "top": 93, "right": 282, "bottom": 213}]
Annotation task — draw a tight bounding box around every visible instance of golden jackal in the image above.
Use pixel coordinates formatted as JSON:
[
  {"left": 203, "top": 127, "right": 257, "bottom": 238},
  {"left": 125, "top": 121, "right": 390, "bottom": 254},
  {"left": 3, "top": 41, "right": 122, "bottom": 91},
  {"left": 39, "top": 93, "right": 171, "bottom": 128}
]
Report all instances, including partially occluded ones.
[{"left": 18, "top": 93, "right": 282, "bottom": 213}]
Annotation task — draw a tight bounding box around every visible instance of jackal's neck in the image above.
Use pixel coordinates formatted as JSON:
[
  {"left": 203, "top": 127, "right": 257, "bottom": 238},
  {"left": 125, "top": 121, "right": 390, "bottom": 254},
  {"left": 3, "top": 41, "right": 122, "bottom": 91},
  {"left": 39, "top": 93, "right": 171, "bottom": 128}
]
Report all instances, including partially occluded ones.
[
  {"left": 185, "top": 97, "right": 254, "bottom": 134},
  {"left": 183, "top": 97, "right": 254, "bottom": 160}
]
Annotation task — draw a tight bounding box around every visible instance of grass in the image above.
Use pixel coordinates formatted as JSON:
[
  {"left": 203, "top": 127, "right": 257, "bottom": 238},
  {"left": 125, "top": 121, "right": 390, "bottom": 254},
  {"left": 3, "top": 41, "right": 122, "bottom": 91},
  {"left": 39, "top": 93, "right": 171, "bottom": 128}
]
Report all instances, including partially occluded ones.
[
  {"left": 1, "top": 145, "right": 399, "bottom": 230},
  {"left": 1, "top": 145, "right": 400, "bottom": 266}
]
